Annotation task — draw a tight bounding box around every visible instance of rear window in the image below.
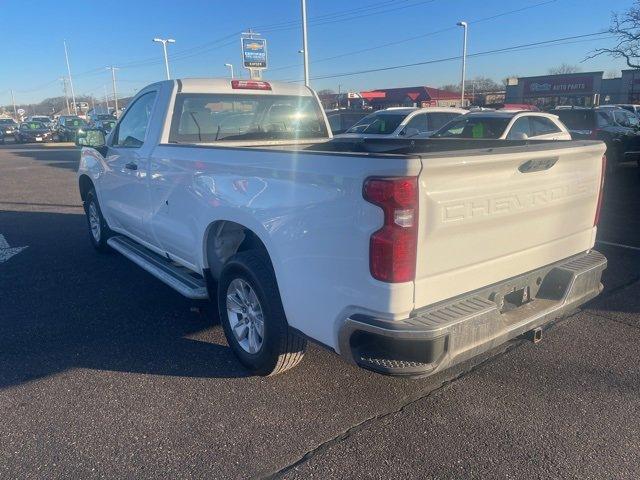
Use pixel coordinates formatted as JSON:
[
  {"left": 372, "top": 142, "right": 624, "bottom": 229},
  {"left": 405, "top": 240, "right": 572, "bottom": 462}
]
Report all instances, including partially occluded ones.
[
  {"left": 169, "top": 93, "right": 328, "bottom": 143},
  {"left": 553, "top": 110, "right": 594, "bottom": 130},
  {"left": 431, "top": 116, "right": 511, "bottom": 139},
  {"left": 346, "top": 113, "right": 406, "bottom": 134}
]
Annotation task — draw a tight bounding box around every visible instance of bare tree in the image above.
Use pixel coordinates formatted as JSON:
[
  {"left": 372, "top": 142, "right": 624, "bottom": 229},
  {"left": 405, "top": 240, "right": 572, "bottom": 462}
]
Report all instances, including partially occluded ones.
[
  {"left": 548, "top": 63, "right": 582, "bottom": 75},
  {"left": 587, "top": 2, "right": 640, "bottom": 68},
  {"left": 317, "top": 89, "right": 336, "bottom": 96}
]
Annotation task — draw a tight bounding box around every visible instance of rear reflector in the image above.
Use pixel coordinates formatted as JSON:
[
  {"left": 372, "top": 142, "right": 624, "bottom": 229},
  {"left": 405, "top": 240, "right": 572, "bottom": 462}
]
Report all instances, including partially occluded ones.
[
  {"left": 231, "top": 80, "right": 272, "bottom": 90},
  {"left": 364, "top": 177, "right": 418, "bottom": 283},
  {"left": 594, "top": 154, "right": 606, "bottom": 226}
]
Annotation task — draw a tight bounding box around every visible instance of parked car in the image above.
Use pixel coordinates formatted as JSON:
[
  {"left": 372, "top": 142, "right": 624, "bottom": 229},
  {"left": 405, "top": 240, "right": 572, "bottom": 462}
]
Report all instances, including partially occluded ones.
[
  {"left": 325, "top": 109, "right": 370, "bottom": 134},
  {"left": 56, "top": 116, "right": 88, "bottom": 141},
  {"left": 88, "top": 113, "right": 116, "bottom": 126},
  {"left": 15, "top": 121, "right": 54, "bottom": 143},
  {"left": 94, "top": 118, "right": 117, "bottom": 135},
  {"left": 336, "top": 107, "right": 467, "bottom": 139},
  {"left": 431, "top": 111, "right": 571, "bottom": 140},
  {"left": 607, "top": 104, "right": 640, "bottom": 117},
  {"left": 550, "top": 107, "right": 640, "bottom": 171},
  {"left": 75, "top": 78, "right": 606, "bottom": 378},
  {"left": 0, "top": 118, "right": 19, "bottom": 144},
  {"left": 27, "top": 115, "right": 54, "bottom": 130}
]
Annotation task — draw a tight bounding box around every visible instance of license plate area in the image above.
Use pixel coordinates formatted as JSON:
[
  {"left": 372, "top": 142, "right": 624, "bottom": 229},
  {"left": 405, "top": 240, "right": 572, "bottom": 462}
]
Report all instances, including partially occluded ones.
[{"left": 489, "top": 274, "right": 543, "bottom": 314}]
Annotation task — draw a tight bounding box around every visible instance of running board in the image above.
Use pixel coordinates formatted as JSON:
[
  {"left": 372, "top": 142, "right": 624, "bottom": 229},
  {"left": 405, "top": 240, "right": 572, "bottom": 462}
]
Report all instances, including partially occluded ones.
[{"left": 107, "top": 236, "right": 208, "bottom": 300}]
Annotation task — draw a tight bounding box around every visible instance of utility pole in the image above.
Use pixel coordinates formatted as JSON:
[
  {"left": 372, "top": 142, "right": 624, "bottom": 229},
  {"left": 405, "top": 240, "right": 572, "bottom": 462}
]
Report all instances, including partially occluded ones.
[
  {"left": 60, "top": 77, "right": 71, "bottom": 114},
  {"left": 153, "top": 37, "right": 175, "bottom": 80},
  {"left": 10, "top": 89, "right": 17, "bottom": 118},
  {"left": 106, "top": 66, "right": 119, "bottom": 114},
  {"left": 103, "top": 85, "right": 110, "bottom": 112},
  {"left": 457, "top": 21, "right": 468, "bottom": 107},
  {"left": 63, "top": 40, "right": 78, "bottom": 115},
  {"left": 300, "top": 0, "right": 310, "bottom": 87}
]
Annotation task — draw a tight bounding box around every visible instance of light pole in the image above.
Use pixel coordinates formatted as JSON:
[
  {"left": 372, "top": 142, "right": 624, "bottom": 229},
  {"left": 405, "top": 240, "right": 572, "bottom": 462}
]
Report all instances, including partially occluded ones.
[
  {"left": 300, "top": 0, "right": 310, "bottom": 86},
  {"left": 224, "top": 63, "right": 234, "bottom": 79},
  {"left": 10, "top": 89, "right": 17, "bottom": 118},
  {"left": 457, "top": 21, "right": 468, "bottom": 107},
  {"left": 153, "top": 37, "right": 175, "bottom": 80},
  {"left": 63, "top": 40, "right": 78, "bottom": 115},
  {"left": 106, "top": 66, "right": 119, "bottom": 114}
]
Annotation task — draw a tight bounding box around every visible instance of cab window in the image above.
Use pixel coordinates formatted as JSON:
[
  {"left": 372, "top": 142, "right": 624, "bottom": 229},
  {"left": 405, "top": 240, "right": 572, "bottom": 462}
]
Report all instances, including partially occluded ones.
[{"left": 113, "top": 91, "right": 157, "bottom": 147}]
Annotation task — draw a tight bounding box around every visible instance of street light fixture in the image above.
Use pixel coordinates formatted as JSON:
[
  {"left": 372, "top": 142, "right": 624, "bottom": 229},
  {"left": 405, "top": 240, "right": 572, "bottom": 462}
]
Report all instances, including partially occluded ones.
[
  {"left": 153, "top": 37, "right": 176, "bottom": 80},
  {"left": 224, "top": 63, "right": 234, "bottom": 79},
  {"left": 457, "top": 21, "right": 468, "bottom": 107}
]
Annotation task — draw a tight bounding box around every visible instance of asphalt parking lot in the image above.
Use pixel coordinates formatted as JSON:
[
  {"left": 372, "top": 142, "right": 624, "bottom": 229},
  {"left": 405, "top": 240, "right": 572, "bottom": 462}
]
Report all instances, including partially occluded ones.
[{"left": 1, "top": 143, "right": 639, "bottom": 479}]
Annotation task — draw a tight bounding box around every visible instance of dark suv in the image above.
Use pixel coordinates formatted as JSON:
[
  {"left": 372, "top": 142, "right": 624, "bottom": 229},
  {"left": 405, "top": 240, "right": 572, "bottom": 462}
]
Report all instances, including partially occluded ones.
[
  {"left": 56, "top": 116, "right": 88, "bottom": 142},
  {"left": 550, "top": 107, "right": 640, "bottom": 171}
]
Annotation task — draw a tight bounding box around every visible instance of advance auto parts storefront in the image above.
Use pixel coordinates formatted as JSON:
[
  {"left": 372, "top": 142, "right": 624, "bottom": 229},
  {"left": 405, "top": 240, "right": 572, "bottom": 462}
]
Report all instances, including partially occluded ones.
[{"left": 516, "top": 72, "right": 602, "bottom": 108}]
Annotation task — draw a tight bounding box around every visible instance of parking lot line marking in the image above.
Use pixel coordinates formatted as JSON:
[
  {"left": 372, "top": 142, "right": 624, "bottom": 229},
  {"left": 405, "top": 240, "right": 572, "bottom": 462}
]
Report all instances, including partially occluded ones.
[
  {"left": 596, "top": 240, "right": 640, "bottom": 252},
  {"left": 0, "top": 234, "right": 28, "bottom": 264}
]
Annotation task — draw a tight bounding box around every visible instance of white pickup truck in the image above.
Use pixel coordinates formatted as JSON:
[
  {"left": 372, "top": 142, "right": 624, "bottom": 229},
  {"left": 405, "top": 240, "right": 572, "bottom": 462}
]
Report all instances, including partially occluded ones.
[{"left": 76, "top": 78, "right": 607, "bottom": 377}]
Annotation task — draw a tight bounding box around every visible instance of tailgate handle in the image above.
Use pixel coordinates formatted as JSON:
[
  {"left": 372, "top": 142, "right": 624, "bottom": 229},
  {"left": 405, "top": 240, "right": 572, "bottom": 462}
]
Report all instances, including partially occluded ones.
[{"left": 518, "top": 157, "right": 558, "bottom": 173}]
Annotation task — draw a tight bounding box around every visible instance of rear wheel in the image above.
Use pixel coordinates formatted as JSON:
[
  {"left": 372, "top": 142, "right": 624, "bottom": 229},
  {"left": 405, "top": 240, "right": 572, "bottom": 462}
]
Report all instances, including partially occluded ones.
[
  {"left": 84, "top": 188, "right": 112, "bottom": 252},
  {"left": 218, "top": 251, "right": 306, "bottom": 376}
]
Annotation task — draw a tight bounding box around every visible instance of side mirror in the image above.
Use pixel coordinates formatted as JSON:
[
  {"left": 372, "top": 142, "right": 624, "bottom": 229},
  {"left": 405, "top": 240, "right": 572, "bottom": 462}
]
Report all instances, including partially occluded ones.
[
  {"left": 401, "top": 127, "right": 421, "bottom": 138},
  {"left": 76, "top": 128, "right": 106, "bottom": 148},
  {"left": 511, "top": 132, "right": 529, "bottom": 140}
]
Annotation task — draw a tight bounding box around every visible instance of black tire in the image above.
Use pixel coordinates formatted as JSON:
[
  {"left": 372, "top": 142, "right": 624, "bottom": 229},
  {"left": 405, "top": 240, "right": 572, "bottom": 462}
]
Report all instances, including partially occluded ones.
[
  {"left": 218, "top": 250, "right": 306, "bottom": 376},
  {"left": 84, "top": 188, "right": 113, "bottom": 252}
]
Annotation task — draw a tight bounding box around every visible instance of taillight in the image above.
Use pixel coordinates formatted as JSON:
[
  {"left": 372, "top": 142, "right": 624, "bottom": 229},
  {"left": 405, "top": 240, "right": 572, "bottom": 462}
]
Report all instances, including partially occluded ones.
[
  {"left": 363, "top": 177, "right": 418, "bottom": 283},
  {"left": 231, "top": 80, "right": 272, "bottom": 90},
  {"left": 594, "top": 154, "right": 606, "bottom": 226}
]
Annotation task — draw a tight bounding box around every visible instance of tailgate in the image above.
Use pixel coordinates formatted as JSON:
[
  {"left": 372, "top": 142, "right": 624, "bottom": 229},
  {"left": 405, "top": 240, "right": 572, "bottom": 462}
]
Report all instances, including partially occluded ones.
[{"left": 414, "top": 141, "right": 606, "bottom": 308}]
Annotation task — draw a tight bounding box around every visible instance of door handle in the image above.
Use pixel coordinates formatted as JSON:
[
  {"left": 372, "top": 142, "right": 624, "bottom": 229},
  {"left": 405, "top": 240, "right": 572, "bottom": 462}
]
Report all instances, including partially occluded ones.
[{"left": 125, "top": 162, "right": 138, "bottom": 171}]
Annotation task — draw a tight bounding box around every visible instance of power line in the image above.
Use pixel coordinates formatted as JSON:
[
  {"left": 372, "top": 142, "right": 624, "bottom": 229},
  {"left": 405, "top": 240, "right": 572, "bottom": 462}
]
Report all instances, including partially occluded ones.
[
  {"left": 282, "top": 31, "right": 610, "bottom": 82},
  {"left": 269, "top": 0, "right": 560, "bottom": 72}
]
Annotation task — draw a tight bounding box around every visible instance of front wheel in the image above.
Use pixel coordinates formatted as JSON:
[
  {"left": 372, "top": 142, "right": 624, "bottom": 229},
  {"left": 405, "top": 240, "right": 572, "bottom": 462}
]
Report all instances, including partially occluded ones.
[
  {"left": 84, "top": 188, "right": 112, "bottom": 252},
  {"left": 218, "top": 251, "right": 306, "bottom": 376}
]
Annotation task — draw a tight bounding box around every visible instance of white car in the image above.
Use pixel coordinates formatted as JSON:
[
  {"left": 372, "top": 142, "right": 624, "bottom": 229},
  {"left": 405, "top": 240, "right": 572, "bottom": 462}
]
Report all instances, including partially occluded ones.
[
  {"left": 432, "top": 111, "right": 571, "bottom": 141},
  {"left": 336, "top": 107, "right": 467, "bottom": 139},
  {"left": 76, "top": 78, "right": 606, "bottom": 378}
]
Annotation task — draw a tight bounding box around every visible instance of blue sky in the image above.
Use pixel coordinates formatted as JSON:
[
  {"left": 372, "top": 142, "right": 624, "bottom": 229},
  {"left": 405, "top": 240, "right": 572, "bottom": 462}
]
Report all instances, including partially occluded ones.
[{"left": 0, "top": 0, "right": 635, "bottom": 104}]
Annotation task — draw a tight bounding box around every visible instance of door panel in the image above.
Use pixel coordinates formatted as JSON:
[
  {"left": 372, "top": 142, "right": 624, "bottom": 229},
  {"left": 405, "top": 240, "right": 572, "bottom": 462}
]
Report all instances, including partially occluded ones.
[{"left": 99, "top": 90, "right": 158, "bottom": 245}]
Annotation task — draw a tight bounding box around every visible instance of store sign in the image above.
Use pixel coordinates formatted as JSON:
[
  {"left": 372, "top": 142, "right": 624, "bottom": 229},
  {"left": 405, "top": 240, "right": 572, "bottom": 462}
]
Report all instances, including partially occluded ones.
[
  {"left": 523, "top": 76, "right": 594, "bottom": 95},
  {"left": 242, "top": 38, "right": 267, "bottom": 69}
]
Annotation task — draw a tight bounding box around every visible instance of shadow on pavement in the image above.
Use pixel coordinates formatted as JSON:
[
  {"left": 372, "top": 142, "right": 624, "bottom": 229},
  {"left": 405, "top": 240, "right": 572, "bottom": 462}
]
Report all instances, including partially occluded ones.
[
  {"left": 11, "top": 148, "right": 80, "bottom": 172},
  {"left": 0, "top": 210, "right": 249, "bottom": 389}
]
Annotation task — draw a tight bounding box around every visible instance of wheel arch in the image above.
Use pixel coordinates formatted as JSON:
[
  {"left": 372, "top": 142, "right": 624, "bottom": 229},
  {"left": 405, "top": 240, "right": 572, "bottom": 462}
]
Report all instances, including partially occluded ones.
[
  {"left": 78, "top": 174, "right": 94, "bottom": 203},
  {"left": 203, "top": 219, "right": 276, "bottom": 281}
]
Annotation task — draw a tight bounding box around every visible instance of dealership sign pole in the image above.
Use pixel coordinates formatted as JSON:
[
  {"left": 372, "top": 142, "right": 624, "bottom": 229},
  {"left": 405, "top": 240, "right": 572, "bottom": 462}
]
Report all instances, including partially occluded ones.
[{"left": 241, "top": 31, "right": 267, "bottom": 80}]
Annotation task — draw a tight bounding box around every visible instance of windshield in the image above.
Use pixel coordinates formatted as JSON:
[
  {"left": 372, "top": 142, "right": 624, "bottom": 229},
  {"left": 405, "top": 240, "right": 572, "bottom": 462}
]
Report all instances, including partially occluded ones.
[
  {"left": 96, "top": 115, "right": 114, "bottom": 120},
  {"left": 0, "top": 119, "right": 16, "bottom": 125},
  {"left": 345, "top": 112, "right": 406, "bottom": 134},
  {"left": 431, "top": 116, "right": 511, "bottom": 139},
  {"left": 24, "top": 122, "right": 46, "bottom": 130},
  {"left": 169, "top": 93, "right": 328, "bottom": 143}
]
